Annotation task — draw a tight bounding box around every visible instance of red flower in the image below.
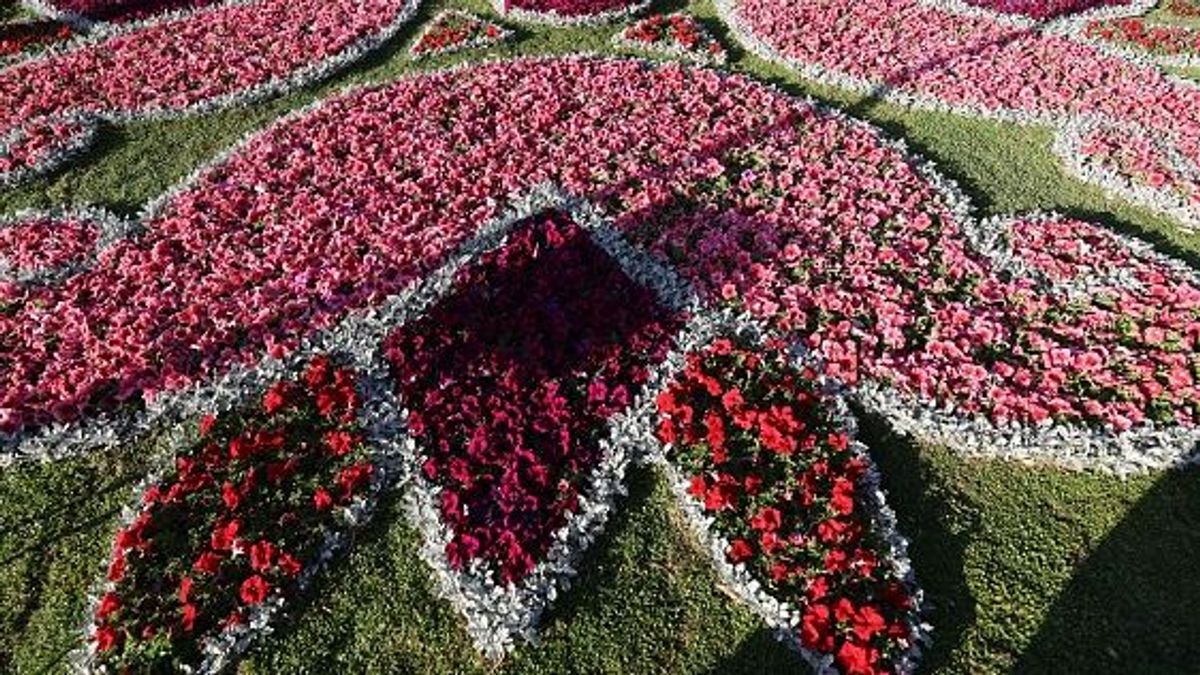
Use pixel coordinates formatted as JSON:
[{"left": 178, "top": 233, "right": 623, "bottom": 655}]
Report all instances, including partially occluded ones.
[
  {"left": 181, "top": 603, "right": 198, "bottom": 633},
  {"left": 178, "top": 575, "right": 194, "bottom": 604},
  {"left": 194, "top": 551, "right": 223, "bottom": 575},
  {"left": 313, "top": 487, "right": 334, "bottom": 511},
  {"left": 96, "top": 592, "right": 120, "bottom": 621},
  {"left": 198, "top": 413, "right": 216, "bottom": 436},
  {"left": 261, "top": 382, "right": 292, "bottom": 415},
  {"left": 800, "top": 602, "right": 833, "bottom": 652},
  {"left": 335, "top": 462, "right": 374, "bottom": 496},
  {"left": 704, "top": 411, "right": 726, "bottom": 462},
  {"left": 221, "top": 480, "right": 241, "bottom": 510},
  {"left": 93, "top": 625, "right": 120, "bottom": 652},
  {"left": 249, "top": 540, "right": 277, "bottom": 572},
  {"left": 239, "top": 574, "right": 271, "bottom": 605},
  {"left": 106, "top": 551, "right": 126, "bottom": 582},
  {"left": 836, "top": 638, "right": 878, "bottom": 675},
  {"left": 830, "top": 477, "right": 856, "bottom": 516},
  {"left": 210, "top": 518, "right": 241, "bottom": 551},
  {"left": 727, "top": 538, "right": 754, "bottom": 563},
  {"left": 323, "top": 429, "right": 357, "bottom": 457},
  {"left": 277, "top": 552, "right": 303, "bottom": 577},
  {"left": 852, "top": 604, "right": 887, "bottom": 642},
  {"left": 750, "top": 506, "right": 783, "bottom": 532}
]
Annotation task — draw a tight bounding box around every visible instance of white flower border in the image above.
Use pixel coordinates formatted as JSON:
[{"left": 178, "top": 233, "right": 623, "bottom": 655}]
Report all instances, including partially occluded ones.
[
  {"left": 713, "top": 0, "right": 1200, "bottom": 232},
  {"left": 408, "top": 9, "right": 512, "bottom": 60},
  {"left": 610, "top": 12, "right": 728, "bottom": 66},
  {"left": 0, "top": 206, "right": 140, "bottom": 285},
  {"left": 0, "top": 0, "right": 422, "bottom": 188},
  {"left": 490, "top": 0, "right": 650, "bottom": 27}
]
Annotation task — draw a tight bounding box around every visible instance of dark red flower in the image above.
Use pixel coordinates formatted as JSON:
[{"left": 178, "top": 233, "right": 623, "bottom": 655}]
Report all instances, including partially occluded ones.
[
  {"left": 239, "top": 574, "right": 270, "bottom": 605},
  {"left": 277, "top": 552, "right": 303, "bottom": 577},
  {"left": 312, "top": 487, "right": 334, "bottom": 511},
  {"left": 194, "top": 551, "right": 223, "bottom": 575},
  {"left": 94, "top": 625, "right": 120, "bottom": 652},
  {"left": 181, "top": 603, "right": 198, "bottom": 633},
  {"left": 727, "top": 538, "right": 754, "bottom": 563},
  {"left": 750, "top": 506, "right": 783, "bottom": 532},
  {"left": 96, "top": 592, "right": 121, "bottom": 621},
  {"left": 210, "top": 518, "right": 241, "bottom": 551},
  {"left": 178, "top": 575, "right": 194, "bottom": 604},
  {"left": 249, "top": 540, "right": 277, "bottom": 572}
]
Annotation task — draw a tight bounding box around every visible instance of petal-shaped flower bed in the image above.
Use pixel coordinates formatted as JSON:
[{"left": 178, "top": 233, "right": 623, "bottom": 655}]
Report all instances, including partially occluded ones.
[
  {"left": 39, "top": 0, "right": 221, "bottom": 24},
  {"left": 715, "top": 0, "right": 1200, "bottom": 228},
  {"left": 384, "top": 206, "right": 684, "bottom": 653},
  {"left": 409, "top": 10, "right": 511, "bottom": 59},
  {"left": 84, "top": 356, "right": 377, "bottom": 671},
  {"left": 657, "top": 336, "right": 923, "bottom": 674},
  {"left": 613, "top": 13, "right": 727, "bottom": 65},
  {"left": 0, "top": 0, "right": 420, "bottom": 186}
]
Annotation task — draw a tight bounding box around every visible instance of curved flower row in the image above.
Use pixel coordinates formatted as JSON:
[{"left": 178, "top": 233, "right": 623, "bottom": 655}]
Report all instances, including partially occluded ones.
[
  {"left": 658, "top": 337, "right": 923, "bottom": 675},
  {"left": 958, "top": 0, "right": 1134, "bottom": 20},
  {"left": 0, "top": 0, "right": 421, "bottom": 185},
  {"left": 716, "top": 0, "right": 1200, "bottom": 229},
  {"left": 0, "top": 18, "right": 73, "bottom": 59},
  {"left": 1, "top": 58, "right": 1196, "bottom": 473},
  {"left": 1086, "top": 17, "right": 1200, "bottom": 66},
  {"left": 84, "top": 356, "right": 375, "bottom": 672},
  {"left": 31, "top": 0, "right": 221, "bottom": 24}
]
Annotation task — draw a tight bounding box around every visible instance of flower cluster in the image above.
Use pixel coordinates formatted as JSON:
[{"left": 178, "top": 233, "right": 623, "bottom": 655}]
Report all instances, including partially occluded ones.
[
  {"left": 385, "top": 209, "right": 681, "bottom": 583},
  {"left": 718, "top": 0, "right": 1200, "bottom": 228},
  {"left": 409, "top": 10, "right": 511, "bottom": 59},
  {"left": 0, "top": 0, "right": 420, "bottom": 185},
  {"left": 3, "top": 58, "right": 1197, "bottom": 476},
  {"left": 1167, "top": 0, "right": 1200, "bottom": 17},
  {"left": 613, "top": 13, "right": 727, "bottom": 65},
  {"left": 961, "top": 0, "right": 1133, "bottom": 20},
  {"left": 88, "top": 356, "right": 373, "bottom": 671},
  {"left": 495, "top": 0, "right": 648, "bottom": 24},
  {"left": 0, "top": 19, "right": 72, "bottom": 58},
  {"left": 0, "top": 214, "right": 99, "bottom": 279},
  {"left": 658, "top": 339, "right": 920, "bottom": 674},
  {"left": 1087, "top": 17, "right": 1200, "bottom": 57},
  {"left": 40, "top": 0, "right": 220, "bottom": 23}
]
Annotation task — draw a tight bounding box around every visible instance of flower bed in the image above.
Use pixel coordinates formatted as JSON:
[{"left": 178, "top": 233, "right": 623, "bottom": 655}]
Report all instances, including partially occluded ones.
[
  {"left": 38, "top": 0, "right": 221, "bottom": 23},
  {"left": 0, "top": 213, "right": 99, "bottom": 279},
  {"left": 658, "top": 337, "right": 922, "bottom": 674},
  {"left": 0, "top": 0, "right": 420, "bottom": 185},
  {"left": 1086, "top": 17, "right": 1200, "bottom": 63},
  {"left": 613, "top": 13, "right": 727, "bottom": 65},
  {"left": 960, "top": 0, "right": 1134, "bottom": 20},
  {"left": 0, "top": 18, "right": 72, "bottom": 58},
  {"left": 409, "top": 10, "right": 510, "bottom": 59},
  {"left": 716, "top": 0, "right": 1200, "bottom": 228},
  {"left": 385, "top": 208, "right": 681, "bottom": 584},
  {"left": 85, "top": 356, "right": 375, "bottom": 672},
  {"left": 2, "top": 57, "right": 1197, "bottom": 477}
]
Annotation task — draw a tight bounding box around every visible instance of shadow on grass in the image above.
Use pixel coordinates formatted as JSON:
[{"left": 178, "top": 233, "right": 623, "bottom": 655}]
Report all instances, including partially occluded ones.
[
  {"left": 853, "top": 410, "right": 980, "bottom": 675},
  {"left": 1014, "top": 467, "right": 1200, "bottom": 674}
]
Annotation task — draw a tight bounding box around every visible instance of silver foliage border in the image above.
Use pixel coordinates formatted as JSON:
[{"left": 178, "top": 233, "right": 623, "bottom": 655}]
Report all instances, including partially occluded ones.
[{"left": 0, "top": 206, "right": 141, "bottom": 285}]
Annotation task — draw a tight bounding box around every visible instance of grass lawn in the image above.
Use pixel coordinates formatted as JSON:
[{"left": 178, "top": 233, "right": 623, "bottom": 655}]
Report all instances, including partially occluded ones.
[{"left": 2, "top": 0, "right": 1199, "bottom": 672}]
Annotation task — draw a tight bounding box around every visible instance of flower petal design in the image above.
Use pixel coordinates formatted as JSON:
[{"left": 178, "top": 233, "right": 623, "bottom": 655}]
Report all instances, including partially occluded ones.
[
  {"left": 716, "top": 0, "right": 1200, "bottom": 229},
  {"left": 409, "top": 10, "right": 511, "bottom": 59},
  {"left": 1, "top": 57, "right": 1195, "bottom": 470},
  {"left": 0, "top": 0, "right": 421, "bottom": 186}
]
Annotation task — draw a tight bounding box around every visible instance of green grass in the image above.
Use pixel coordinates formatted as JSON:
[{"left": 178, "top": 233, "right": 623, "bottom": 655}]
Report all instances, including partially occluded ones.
[{"left": 2, "top": 0, "right": 1200, "bottom": 673}]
